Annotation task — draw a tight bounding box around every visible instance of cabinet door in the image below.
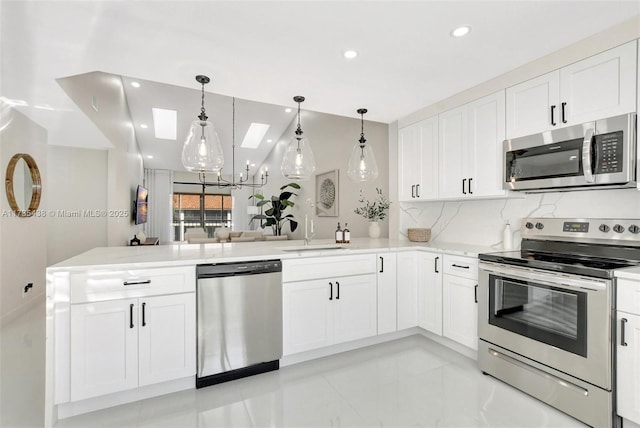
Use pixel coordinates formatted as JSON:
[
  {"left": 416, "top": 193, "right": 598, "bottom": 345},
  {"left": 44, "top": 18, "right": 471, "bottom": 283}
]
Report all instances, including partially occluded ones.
[
  {"left": 416, "top": 116, "right": 439, "bottom": 200},
  {"left": 506, "top": 70, "right": 560, "bottom": 139},
  {"left": 467, "top": 91, "right": 506, "bottom": 198},
  {"left": 560, "top": 41, "right": 637, "bottom": 126},
  {"left": 333, "top": 274, "right": 378, "bottom": 345},
  {"left": 617, "top": 312, "right": 640, "bottom": 425},
  {"left": 398, "top": 124, "right": 421, "bottom": 201},
  {"left": 396, "top": 251, "right": 418, "bottom": 330},
  {"left": 70, "top": 299, "right": 138, "bottom": 401},
  {"left": 442, "top": 275, "right": 478, "bottom": 350},
  {"left": 438, "top": 105, "right": 467, "bottom": 199},
  {"left": 138, "top": 293, "right": 196, "bottom": 386},
  {"left": 283, "top": 279, "right": 333, "bottom": 355},
  {"left": 377, "top": 253, "right": 397, "bottom": 335},
  {"left": 417, "top": 252, "right": 443, "bottom": 336}
]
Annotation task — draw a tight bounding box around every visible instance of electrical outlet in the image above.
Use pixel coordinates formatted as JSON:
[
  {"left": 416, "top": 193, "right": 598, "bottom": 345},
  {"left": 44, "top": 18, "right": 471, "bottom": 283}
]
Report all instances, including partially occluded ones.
[{"left": 23, "top": 282, "right": 33, "bottom": 297}]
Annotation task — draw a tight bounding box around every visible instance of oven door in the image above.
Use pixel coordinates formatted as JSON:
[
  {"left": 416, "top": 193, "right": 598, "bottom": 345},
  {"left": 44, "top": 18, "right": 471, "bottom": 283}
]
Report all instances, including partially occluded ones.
[{"left": 478, "top": 261, "right": 612, "bottom": 389}]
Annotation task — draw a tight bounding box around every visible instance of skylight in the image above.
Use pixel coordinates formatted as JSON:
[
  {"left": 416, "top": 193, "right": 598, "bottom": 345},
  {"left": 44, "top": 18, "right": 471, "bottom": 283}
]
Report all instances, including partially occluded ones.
[
  {"left": 152, "top": 108, "right": 177, "bottom": 140},
  {"left": 241, "top": 123, "right": 270, "bottom": 149}
]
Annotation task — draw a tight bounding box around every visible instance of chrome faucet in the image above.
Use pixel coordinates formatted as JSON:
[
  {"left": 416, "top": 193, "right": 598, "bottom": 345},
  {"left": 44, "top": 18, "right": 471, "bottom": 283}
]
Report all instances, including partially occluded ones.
[{"left": 304, "top": 198, "right": 315, "bottom": 245}]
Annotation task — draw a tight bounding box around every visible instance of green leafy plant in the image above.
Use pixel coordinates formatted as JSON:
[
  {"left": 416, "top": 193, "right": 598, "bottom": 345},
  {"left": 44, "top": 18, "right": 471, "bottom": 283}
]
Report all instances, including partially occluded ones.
[
  {"left": 354, "top": 188, "right": 390, "bottom": 221},
  {"left": 249, "top": 183, "right": 300, "bottom": 236}
]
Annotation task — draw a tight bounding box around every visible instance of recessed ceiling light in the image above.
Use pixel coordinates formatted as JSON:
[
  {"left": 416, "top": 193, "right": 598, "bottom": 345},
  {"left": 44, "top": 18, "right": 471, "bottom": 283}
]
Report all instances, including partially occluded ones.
[
  {"left": 343, "top": 50, "right": 358, "bottom": 59},
  {"left": 146, "top": 155, "right": 153, "bottom": 159},
  {"left": 140, "top": 124, "right": 148, "bottom": 129},
  {"left": 241, "top": 123, "right": 271, "bottom": 149},
  {"left": 451, "top": 26, "right": 471, "bottom": 38},
  {"left": 131, "top": 81, "right": 141, "bottom": 88},
  {"left": 151, "top": 108, "right": 177, "bottom": 140},
  {"left": 267, "top": 139, "right": 273, "bottom": 143},
  {"left": 285, "top": 108, "right": 292, "bottom": 113}
]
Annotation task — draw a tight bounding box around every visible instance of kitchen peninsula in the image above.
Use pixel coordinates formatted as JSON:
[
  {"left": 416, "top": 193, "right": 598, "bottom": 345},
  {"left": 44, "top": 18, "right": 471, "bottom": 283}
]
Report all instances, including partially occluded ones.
[{"left": 45, "top": 238, "right": 493, "bottom": 426}]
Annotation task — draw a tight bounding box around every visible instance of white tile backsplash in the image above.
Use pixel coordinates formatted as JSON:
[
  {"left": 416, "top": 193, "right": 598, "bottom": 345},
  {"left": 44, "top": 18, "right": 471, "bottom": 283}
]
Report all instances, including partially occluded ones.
[{"left": 399, "top": 188, "right": 640, "bottom": 249}]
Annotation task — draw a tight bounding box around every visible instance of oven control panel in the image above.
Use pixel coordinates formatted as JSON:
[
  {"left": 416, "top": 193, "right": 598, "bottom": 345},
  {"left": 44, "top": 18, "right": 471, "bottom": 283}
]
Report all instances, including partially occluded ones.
[{"left": 522, "top": 218, "right": 640, "bottom": 246}]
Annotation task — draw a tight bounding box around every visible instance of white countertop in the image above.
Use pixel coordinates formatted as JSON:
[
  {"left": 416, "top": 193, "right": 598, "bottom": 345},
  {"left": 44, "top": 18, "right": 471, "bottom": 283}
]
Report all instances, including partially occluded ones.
[
  {"left": 47, "top": 238, "right": 501, "bottom": 271},
  {"left": 615, "top": 265, "right": 640, "bottom": 280}
]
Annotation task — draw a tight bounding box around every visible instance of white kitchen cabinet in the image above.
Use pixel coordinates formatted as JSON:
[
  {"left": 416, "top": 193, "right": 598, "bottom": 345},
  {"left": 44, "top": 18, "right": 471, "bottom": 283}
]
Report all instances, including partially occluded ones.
[
  {"left": 282, "top": 274, "right": 377, "bottom": 355},
  {"left": 439, "top": 91, "right": 506, "bottom": 199},
  {"left": 70, "top": 298, "right": 139, "bottom": 401},
  {"left": 417, "top": 251, "right": 443, "bottom": 336},
  {"left": 398, "top": 116, "right": 439, "bottom": 201},
  {"left": 507, "top": 41, "right": 637, "bottom": 138},
  {"left": 377, "top": 253, "right": 397, "bottom": 335},
  {"left": 442, "top": 255, "right": 478, "bottom": 350},
  {"left": 396, "top": 251, "right": 418, "bottom": 330},
  {"left": 70, "top": 293, "right": 196, "bottom": 401},
  {"left": 617, "top": 277, "right": 640, "bottom": 426}
]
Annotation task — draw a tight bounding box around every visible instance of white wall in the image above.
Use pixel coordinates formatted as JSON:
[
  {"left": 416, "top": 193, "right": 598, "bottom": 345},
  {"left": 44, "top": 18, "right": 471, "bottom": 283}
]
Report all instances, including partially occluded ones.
[
  {"left": 393, "top": 17, "right": 640, "bottom": 245},
  {"left": 256, "top": 110, "right": 389, "bottom": 240},
  {"left": 46, "top": 146, "right": 108, "bottom": 265},
  {"left": 0, "top": 105, "right": 47, "bottom": 324}
]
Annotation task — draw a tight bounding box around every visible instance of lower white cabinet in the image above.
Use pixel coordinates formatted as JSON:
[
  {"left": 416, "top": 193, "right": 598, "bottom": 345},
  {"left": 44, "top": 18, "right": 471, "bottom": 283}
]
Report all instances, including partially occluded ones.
[
  {"left": 397, "top": 251, "right": 418, "bottom": 330},
  {"left": 377, "top": 253, "right": 398, "bottom": 335},
  {"left": 70, "top": 293, "right": 195, "bottom": 401},
  {"left": 418, "top": 252, "right": 443, "bottom": 336},
  {"left": 617, "top": 277, "right": 640, "bottom": 425},
  {"left": 283, "top": 274, "right": 377, "bottom": 355},
  {"left": 442, "top": 255, "right": 478, "bottom": 350}
]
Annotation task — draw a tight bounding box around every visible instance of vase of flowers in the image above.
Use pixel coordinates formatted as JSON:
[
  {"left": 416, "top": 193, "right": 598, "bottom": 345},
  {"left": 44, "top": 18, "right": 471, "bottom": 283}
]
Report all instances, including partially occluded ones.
[{"left": 354, "top": 188, "right": 390, "bottom": 239}]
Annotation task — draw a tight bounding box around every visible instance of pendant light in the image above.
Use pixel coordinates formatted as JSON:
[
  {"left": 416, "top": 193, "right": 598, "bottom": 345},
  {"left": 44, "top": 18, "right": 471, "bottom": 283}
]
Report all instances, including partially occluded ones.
[
  {"left": 347, "top": 108, "right": 378, "bottom": 181},
  {"left": 281, "top": 96, "right": 315, "bottom": 181},
  {"left": 181, "top": 75, "right": 224, "bottom": 172}
]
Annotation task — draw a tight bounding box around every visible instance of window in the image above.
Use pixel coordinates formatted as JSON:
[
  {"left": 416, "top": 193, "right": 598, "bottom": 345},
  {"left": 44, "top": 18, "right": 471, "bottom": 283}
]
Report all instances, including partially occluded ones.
[{"left": 172, "top": 193, "right": 233, "bottom": 241}]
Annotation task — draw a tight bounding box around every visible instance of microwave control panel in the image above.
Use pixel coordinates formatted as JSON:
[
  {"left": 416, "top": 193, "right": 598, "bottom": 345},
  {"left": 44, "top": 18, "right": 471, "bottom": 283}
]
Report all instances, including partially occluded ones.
[{"left": 595, "top": 131, "right": 623, "bottom": 174}]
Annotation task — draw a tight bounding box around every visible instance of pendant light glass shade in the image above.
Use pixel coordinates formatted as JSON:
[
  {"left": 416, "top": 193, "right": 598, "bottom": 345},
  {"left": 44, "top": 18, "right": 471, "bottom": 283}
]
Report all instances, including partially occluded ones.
[
  {"left": 281, "top": 96, "right": 315, "bottom": 181},
  {"left": 181, "top": 75, "right": 225, "bottom": 172},
  {"left": 347, "top": 108, "right": 378, "bottom": 181},
  {"left": 182, "top": 118, "right": 224, "bottom": 172}
]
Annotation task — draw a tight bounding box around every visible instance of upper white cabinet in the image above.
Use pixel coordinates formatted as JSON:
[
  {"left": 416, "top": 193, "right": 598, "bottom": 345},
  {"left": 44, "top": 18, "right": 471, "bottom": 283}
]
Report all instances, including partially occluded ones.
[
  {"left": 507, "top": 41, "right": 637, "bottom": 139},
  {"left": 439, "top": 91, "right": 506, "bottom": 199},
  {"left": 398, "top": 116, "right": 439, "bottom": 201}
]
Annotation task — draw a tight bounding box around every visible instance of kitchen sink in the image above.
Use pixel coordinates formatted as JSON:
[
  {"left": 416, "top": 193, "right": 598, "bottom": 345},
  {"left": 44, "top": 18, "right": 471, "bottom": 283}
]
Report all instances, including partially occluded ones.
[{"left": 279, "top": 244, "right": 348, "bottom": 252}]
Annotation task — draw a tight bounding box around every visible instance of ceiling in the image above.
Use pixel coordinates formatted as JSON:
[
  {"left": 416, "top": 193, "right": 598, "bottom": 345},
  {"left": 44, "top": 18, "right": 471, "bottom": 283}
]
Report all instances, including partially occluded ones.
[{"left": 2, "top": 1, "right": 639, "bottom": 171}]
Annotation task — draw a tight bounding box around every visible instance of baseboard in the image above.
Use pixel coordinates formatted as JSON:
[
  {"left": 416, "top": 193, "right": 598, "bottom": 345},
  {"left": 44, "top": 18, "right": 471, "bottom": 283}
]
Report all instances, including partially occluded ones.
[
  {"left": 0, "top": 290, "right": 45, "bottom": 328},
  {"left": 416, "top": 329, "right": 478, "bottom": 360}
]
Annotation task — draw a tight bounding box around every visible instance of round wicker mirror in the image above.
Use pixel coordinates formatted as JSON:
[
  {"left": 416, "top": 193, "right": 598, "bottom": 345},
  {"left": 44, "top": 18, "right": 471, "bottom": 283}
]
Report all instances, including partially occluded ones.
[{"left": 5, "top": 153, "right": 42, "bottom": 217}]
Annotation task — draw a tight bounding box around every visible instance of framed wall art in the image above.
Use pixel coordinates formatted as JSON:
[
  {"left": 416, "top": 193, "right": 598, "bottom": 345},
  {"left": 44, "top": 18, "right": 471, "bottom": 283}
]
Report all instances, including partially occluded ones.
[{"left": 315, "top": 169, "right": 339, "bottom": 217}]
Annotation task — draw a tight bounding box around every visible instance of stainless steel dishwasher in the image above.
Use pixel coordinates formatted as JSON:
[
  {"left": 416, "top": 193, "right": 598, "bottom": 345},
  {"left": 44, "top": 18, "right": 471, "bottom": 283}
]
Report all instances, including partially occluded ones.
[{"left": 196, "top": 260, "right": 282, "bottom": 388}]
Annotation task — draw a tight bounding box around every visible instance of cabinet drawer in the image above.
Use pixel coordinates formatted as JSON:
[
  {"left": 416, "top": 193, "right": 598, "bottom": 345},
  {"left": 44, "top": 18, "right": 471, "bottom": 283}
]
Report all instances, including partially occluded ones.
[
  {"left": 443, "top": 255, "right": 478, "bottom": 280},
  {"left": 283, "top": 254, "right": 376, "bottom": 283},
  {"left": 70, "top": 266, "right": 195, "bottom": 303},
  {"left": 618, "top": 278, "right": 640, "bottom": 316}
]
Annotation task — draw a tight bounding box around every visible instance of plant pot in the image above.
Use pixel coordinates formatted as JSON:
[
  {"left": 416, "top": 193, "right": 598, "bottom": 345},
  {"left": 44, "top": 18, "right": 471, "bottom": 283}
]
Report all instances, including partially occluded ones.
[{"left": 368, "top": 221, "right": 381, "bottom": 239}]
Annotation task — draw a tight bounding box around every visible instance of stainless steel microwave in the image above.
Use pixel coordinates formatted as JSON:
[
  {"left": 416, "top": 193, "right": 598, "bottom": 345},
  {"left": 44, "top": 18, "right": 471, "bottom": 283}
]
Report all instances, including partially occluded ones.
[{"left": 503, "top": 113, "right": 636, "bottom": 192}]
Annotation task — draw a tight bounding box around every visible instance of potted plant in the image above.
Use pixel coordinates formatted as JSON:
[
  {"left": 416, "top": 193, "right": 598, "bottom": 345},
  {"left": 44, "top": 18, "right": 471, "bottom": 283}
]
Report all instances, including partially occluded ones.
[
  {"left": 249, "top": 183, "right": 300, "bottom": 236},
  {"left": 354, "top": 188, "right": 390, "bottom": 238}
]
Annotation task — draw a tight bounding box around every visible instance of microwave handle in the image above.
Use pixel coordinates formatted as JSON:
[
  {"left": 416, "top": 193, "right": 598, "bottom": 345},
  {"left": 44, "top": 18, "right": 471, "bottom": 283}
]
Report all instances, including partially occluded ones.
[{"left": 582, "top": 128, "right": 595, "bottom": 183}]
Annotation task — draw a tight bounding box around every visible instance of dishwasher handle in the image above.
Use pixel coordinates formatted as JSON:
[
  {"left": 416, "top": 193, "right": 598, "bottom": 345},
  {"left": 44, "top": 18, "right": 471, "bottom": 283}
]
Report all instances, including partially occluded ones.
[{"left": 197, "top": 260, "right": 282, "bottom": 278}]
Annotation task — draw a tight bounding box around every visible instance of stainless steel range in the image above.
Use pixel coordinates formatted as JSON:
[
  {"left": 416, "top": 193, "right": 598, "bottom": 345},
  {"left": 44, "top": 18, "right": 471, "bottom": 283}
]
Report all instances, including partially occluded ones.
[{"left": 478, "top": 218, "right": 640, "bottom": 428}]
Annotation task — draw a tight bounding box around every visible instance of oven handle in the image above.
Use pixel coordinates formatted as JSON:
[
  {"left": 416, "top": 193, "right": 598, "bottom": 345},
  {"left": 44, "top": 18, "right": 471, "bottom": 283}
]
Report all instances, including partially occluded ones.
[
  {"left": 582, "top": 128, "right": 595, "bottom": 184},
  {"left": 479, "top": 261, "right": 607, "bottom": 292}
]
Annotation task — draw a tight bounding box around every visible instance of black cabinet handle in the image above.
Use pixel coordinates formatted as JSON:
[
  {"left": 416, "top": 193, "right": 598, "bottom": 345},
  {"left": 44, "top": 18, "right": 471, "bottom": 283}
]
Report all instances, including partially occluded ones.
[
  {"left": 416, "top": 184, "right": 420, "bottom": 198},
  {"left": 379, "top": 256, "right": 384, "bottom": 273},
  {"left": 550, "top": 105, "right": 557, "bottom": 126},
  {"left": 621, "top": 318, "right": 628, "bottom": 346},
  {"left": 124, "top": 279, "right": 151, "bottom": 286},
  {"left": 411, "top": 185, "right": 415, "bottom": 198},
  {"left": 336, "top": 281, "right": 340, "bottom": 300},
  {"left": 329, "top": 282, "right": 333, "bottom": 300},
  {"left": 462, "top": 178, "right": 467, "bottom": 195},
  {"left": 129, "top": 303, "right": 134, "bottom": 329},
  {"left": 468, "top": 178, "right": 473, "bottom": 194},
  {"left": 142, "top": 302, "right": 147, "bottom": 327},
  {"left": 434, "top": 256, "right": 439, "bottom": 273},
  {"left": 474, "top": 284, "right": 478, "bottom": 303},
  {"left": 452, "top": 264, "right": 470, "bottom": 269},
  {"left": 561, "top": 102, "right": 567, "bottom": 124}
]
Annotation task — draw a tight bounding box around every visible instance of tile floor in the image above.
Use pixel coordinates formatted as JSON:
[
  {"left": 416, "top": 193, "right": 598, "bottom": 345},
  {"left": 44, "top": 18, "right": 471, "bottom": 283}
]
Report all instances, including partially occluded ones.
[{"left": 1, "top": 301, "right": 585, "bottom": 427}]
